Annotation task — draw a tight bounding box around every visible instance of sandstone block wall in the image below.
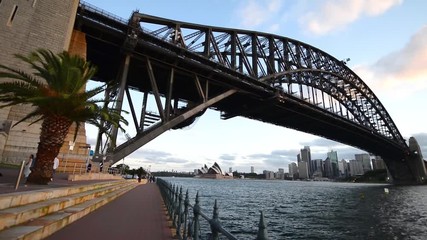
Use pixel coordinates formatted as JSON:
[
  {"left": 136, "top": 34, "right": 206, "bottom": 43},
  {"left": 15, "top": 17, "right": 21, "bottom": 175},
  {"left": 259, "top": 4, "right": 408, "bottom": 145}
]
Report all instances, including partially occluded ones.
[{"left": 0, "top": 0, "right": 88, "bottom": 165}]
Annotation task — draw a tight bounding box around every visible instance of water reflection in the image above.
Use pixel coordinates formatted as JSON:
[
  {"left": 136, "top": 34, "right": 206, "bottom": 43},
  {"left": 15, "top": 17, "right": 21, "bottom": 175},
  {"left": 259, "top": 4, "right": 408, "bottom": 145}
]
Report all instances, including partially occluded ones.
[{"left": 164, "top": 178, "right": 427, "bottom": 239}]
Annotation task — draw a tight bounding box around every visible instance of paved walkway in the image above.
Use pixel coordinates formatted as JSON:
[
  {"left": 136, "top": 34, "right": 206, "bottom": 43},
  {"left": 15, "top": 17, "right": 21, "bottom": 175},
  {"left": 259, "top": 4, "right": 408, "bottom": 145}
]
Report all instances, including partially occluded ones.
[
  {"left": 0, "top": 167, "right": 174, "bottom": 240},
  {"left": 46, "top": 183, "right": 174, "bottom": 240}
]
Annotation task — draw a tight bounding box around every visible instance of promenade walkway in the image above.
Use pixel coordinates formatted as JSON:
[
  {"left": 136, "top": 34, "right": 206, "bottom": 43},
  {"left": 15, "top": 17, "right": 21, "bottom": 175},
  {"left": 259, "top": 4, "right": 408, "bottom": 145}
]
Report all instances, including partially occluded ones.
[{"left": 0, "top": 167, "right": 174, "bottom": 240}]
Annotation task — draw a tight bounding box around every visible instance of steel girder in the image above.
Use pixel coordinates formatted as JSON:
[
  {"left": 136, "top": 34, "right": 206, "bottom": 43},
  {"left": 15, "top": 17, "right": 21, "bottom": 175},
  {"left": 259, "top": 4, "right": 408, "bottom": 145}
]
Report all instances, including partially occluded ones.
[
  {"left": 130, "top": 12, "right": 406, "bottom": 149},
  {"left": 76, "top": 3, "right": 410, "bottom": 166}
]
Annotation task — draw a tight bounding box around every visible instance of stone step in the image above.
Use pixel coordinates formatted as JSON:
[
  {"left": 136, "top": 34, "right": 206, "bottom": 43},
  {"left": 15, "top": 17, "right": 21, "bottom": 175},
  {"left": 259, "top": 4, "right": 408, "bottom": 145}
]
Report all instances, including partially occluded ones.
[
  {"left": 0, "top": 182, "right": 139, "bottom": 240},
  {"left": 0, "top": 180, "right": 125, "bottom": 211},
  {"left": 0, "top": 180, "right": 136, "bottom": 231}
]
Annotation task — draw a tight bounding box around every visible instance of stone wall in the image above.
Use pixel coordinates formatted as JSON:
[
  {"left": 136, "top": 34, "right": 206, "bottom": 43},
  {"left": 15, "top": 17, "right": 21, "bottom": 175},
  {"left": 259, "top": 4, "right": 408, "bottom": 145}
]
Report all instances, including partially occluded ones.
[{"left": 0, "top": 0, "right": 86, "bottom": 164}]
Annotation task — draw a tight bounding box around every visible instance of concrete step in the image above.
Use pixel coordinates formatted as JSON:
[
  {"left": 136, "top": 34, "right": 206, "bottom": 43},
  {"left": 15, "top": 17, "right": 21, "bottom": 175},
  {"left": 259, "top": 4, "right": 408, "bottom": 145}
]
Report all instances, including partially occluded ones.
[
  {"left": 0, "top": 180, "right": 138, "bottom": 240},
  {"left": 0, "top": 180, "right": 126, "bottom": 211},
  {"left": 0, "top": 181, "right": 137, "bottom": 231}
]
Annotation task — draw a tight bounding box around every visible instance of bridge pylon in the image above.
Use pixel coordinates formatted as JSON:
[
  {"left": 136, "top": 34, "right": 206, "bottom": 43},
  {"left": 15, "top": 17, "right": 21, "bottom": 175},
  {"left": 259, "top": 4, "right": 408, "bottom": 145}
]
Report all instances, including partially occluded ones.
[{"left": 407, "top": 137, "right": 427, "bottom": 183}]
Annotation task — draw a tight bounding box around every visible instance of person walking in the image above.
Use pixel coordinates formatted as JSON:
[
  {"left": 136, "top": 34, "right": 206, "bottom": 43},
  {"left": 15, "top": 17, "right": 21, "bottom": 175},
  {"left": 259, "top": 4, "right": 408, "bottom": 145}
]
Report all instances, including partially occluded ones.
[
  {"left": 52, "top": 156, "right": 59, "bottom": 181},
  {"left": 24, "top": 154, "right": 34, "bottom": 178}
]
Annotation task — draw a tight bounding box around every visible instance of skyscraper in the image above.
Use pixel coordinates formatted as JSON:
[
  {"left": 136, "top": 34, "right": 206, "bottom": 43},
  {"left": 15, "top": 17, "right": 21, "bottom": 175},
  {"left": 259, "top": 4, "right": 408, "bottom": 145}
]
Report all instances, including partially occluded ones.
[
  {"left": 288, "top": 162, "right": 298, "bottom": 179},
  {"left": 251, "top": 166, "right": 254, "bottom": 173},
  {"left": 327, "top": 150, "right": 339, "bottom": 178},
  {"left": 300, "top": 146, "right": 312, "bottom": 177},
  {"left": 372, "top": 156, "right": 386, "bottom": 170},
  {"left": 355, "top": 153, "right": 371, "bottom": 173},
  {"left": 298, "top": 161, "right": 309, "bottom": 179}
]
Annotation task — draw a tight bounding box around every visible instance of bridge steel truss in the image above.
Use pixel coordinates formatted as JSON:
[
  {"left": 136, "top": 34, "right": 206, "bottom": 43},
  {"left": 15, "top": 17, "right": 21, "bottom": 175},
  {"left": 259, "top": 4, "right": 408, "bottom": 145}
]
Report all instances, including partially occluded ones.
[{"left": 75, "top": 3, "right": 418, "bottom": 183}]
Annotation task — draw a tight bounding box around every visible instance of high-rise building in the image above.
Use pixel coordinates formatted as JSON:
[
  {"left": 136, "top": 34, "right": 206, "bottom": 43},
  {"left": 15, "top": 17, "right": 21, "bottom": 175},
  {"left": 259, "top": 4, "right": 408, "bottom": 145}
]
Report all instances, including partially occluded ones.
[
  {"left": 277, "top": 168, "right": 285, "bottom": 179},
  {"left": 327, "top": 150, "right": 339, "bottom": 177},
  {"left": 355, "top": 153, "right": 371, "bottom": 173},
  {"left": 349, "top": 159, "right": 364, "bottom": 176},
  {"left": 298, "top": 161, "right": 309, "bottom": 179},
  {"left": 372, "top": 156, "right": 386, "bottom": 170},
  {"left": 324, "top": 158, "right": 333, "bottom": 178},
  {"left": 311, "top": 159, "right": 323, "bottom": 178},
  {"left": 338, "top": 159, "right": 349, "bottom": 177},
  {"left": 229, "top": 167, "right": 232, "bottom": 173},
  {"left": 250, "top": 166, "right": 254, "bottom": 173},
  {"left": 300, "top": 146, "right": 312, "bottom": 177},
  {"left": 312, "top": 159, "right": 323, "bottom": 173},
  {"left": 288, "top": 162, "right": 298, "bottom": 179}
]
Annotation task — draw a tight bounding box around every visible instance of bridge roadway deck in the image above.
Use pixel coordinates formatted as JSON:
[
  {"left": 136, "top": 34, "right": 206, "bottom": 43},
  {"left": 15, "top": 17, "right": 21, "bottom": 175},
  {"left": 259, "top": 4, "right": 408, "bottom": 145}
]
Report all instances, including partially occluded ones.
[{"left": 0, "top": 168, "right": 174, "bottom": 240}]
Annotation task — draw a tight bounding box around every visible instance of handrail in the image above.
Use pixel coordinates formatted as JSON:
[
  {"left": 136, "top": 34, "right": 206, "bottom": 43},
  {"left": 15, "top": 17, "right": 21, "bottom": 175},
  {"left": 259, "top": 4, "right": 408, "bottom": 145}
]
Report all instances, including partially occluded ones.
[{"left": 157, "top": 178, "right": 269, "bottom": 240}]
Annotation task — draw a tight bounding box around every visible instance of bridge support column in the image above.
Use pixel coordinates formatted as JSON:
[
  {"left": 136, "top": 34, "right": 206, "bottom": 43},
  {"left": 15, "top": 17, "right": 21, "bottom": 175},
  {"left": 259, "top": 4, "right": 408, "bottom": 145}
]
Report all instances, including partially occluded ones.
[
  {"left": 407, "top": 137, "right": 427, "bottom": 183},
  {"left": 110, "top": 54, "right": 131, "bottom": 147}
]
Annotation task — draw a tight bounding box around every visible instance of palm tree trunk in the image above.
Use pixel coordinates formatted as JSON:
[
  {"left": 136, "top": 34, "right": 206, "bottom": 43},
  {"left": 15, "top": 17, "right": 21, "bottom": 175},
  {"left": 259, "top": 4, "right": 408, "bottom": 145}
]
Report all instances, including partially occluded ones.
[{"left": 26, "top": 115, "right": 72, "bottom": 184}]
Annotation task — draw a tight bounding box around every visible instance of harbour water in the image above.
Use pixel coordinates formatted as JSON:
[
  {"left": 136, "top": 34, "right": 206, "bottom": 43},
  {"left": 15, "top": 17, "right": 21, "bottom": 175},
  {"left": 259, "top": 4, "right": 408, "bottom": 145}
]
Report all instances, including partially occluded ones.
[{"left": 163, "top": 177, "right": 427, "bottom": 240}]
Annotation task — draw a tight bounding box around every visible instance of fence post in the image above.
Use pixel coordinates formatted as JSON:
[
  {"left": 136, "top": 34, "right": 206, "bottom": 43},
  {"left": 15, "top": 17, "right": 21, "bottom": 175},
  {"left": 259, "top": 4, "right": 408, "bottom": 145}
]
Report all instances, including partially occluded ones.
[
  {"left": 183, "top": 189, "right": 189, "bottom": 239},
  {"left": 256, "top": 211, "right": 268, "bottom": 240},
  {"left": 193, "top": 191, "right": 201, "bottom": 240},
  {"left": 172, "top": 184, "right": 178, "bottom": 227},
  {"left": 176, "top": 186, "right": 183, "bottom": 238},
  {"left": 209, "top": 199, "right": 220, "bottom": 240},
  {"left": 168, "top": 183, "right": 174, "bottom": 216},
  {"left": 72, "top": 162, "right": 77, "bottom": 174}
]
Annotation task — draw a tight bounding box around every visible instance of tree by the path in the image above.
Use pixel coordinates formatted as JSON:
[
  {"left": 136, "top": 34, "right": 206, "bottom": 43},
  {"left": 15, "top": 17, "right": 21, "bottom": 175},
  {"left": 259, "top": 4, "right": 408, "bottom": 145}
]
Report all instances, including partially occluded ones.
[{"left": 0, "top": 49, "right": 128, "bottom": 184}]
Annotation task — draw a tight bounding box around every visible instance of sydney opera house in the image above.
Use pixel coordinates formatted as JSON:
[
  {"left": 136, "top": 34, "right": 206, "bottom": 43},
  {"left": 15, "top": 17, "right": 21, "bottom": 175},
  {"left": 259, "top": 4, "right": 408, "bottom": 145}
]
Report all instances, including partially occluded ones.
[{"left": 196, "top": 162, "right": 233, "bottom": 179}]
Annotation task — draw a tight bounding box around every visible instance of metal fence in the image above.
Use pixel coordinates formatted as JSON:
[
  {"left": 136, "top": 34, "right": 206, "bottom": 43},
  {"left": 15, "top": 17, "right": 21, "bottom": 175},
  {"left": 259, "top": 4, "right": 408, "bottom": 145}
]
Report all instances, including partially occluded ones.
[{"left": 157, "top": 178, "right": 269, "bottom": 240}]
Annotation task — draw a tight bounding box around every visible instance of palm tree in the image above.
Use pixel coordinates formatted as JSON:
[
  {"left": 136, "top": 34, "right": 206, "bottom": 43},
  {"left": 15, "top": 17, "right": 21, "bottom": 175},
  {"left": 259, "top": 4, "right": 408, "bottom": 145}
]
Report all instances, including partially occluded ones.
[{"left": 0, "top": 49, "right": 127, "bottom": 184}]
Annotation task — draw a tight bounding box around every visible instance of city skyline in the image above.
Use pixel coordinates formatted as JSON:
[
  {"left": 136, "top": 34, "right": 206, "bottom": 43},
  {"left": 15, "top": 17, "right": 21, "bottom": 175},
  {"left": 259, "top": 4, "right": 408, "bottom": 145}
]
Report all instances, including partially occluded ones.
[{"left": 84, "top": 0, "right": 427, "bottom": 173}]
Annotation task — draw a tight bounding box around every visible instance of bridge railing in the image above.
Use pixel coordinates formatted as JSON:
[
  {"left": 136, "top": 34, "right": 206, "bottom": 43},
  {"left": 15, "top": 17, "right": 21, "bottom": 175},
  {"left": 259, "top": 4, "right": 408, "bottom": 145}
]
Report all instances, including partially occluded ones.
[
  {"left": 80, "top": 1, "right": 127, "bottom": 25},
  {"left": 157, "top": 178, "right": 269, "bottom": 240}
]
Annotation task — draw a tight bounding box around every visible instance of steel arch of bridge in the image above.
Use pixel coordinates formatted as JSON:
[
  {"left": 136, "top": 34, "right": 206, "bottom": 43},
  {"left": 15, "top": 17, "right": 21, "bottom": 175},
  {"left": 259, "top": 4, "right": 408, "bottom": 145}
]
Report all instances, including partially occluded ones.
[
  {"left": 76, "top": 3, "right": 413, "bottom": 180},
  {"left": 130, "top": 12, "right": 404, "bottom": 146}
]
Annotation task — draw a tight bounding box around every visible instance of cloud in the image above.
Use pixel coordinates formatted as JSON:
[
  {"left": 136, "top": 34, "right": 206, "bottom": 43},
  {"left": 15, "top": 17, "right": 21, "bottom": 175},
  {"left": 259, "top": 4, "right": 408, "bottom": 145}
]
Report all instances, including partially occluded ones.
[
  {"left": 355, "top": 25, "right": 427, "bottom": 97},
  {"left": 219, "top": 154, "right": 236, "bottom": 161},
  {"left": 300, "top": 0, "right": 403, "bottom": 35},
  {"left": 237, "top": 0, "right": 282, "bottom": 28}
]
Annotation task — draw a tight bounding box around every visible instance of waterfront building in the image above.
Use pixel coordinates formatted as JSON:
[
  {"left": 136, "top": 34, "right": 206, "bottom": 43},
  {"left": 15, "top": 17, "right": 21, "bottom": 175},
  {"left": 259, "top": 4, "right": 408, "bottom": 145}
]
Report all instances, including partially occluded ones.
[
  {"left": 264, "top": 170, "right": 275, "bottom": 179},
  {"left": 355, "top": 153, "right": 371, "bottom": 173},
  {"left": 299, "top": 146, "right": 312, "bottom": 177},
  {"left": 372, "top": 156, "right": 386, "bottom": 170},
  {"left": 251, "top": 166, "right": 255, "bottom": 173},
  {"left": 276, "top": 168, "right": 285, "bottom": 179},
  {"left": 288, "top": 162, "right": 298, "bottom": 179},
  {"left": 324, "top": 157, "right": 333, "bottom": 178},
  {"left": 298, "top": 161, "right": 309, "bottom": 179},
  {"left": 349, "top": 159, "right": 364, "bottom": 176},
  {"left": 327, "top": 150, "right": 339, "bottom": 177},
  {"left": 312, "top": 159, "right": 323, "bottom": 175},
  {"left": 338, "top": 159, "right": 350, "bottom": 177},
  {"left": 196, "top": 162, "right": 233, "bottom": 179}
]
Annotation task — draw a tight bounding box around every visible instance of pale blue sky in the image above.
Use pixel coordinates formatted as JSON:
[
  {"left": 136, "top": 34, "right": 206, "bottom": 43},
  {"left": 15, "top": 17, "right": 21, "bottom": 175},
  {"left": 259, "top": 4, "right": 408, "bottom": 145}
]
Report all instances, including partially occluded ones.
[{"left": 83, "top": 0, "right": 427, "bottom": 173}]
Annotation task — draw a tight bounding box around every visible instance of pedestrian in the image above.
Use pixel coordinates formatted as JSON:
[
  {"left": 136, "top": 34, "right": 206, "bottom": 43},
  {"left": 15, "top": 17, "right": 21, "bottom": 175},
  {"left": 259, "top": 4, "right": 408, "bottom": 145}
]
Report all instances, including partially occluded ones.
[
  {"left": 87, "top": 163, "right": 92, "bottom": 173},
  {"left": 52, "top": 156, "right": 59, "bottom": 181},
  {"left": 24, "top": 154, "right": 34, "bottom": 178}
]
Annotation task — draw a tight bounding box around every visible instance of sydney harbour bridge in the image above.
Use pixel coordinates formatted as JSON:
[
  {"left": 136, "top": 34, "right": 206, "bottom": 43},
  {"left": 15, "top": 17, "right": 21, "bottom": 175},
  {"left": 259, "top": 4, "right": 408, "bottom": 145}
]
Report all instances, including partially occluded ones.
[{"left": 74, "top": 2, "right": 425, "bottom": 184}]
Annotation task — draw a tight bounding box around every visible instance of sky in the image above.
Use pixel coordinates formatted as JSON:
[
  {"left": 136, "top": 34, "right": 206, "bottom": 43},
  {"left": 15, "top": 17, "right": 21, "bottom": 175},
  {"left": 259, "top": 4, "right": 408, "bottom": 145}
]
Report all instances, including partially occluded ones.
[{"left": 83, "top": 0, "right": 427, "bottom": 173}]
